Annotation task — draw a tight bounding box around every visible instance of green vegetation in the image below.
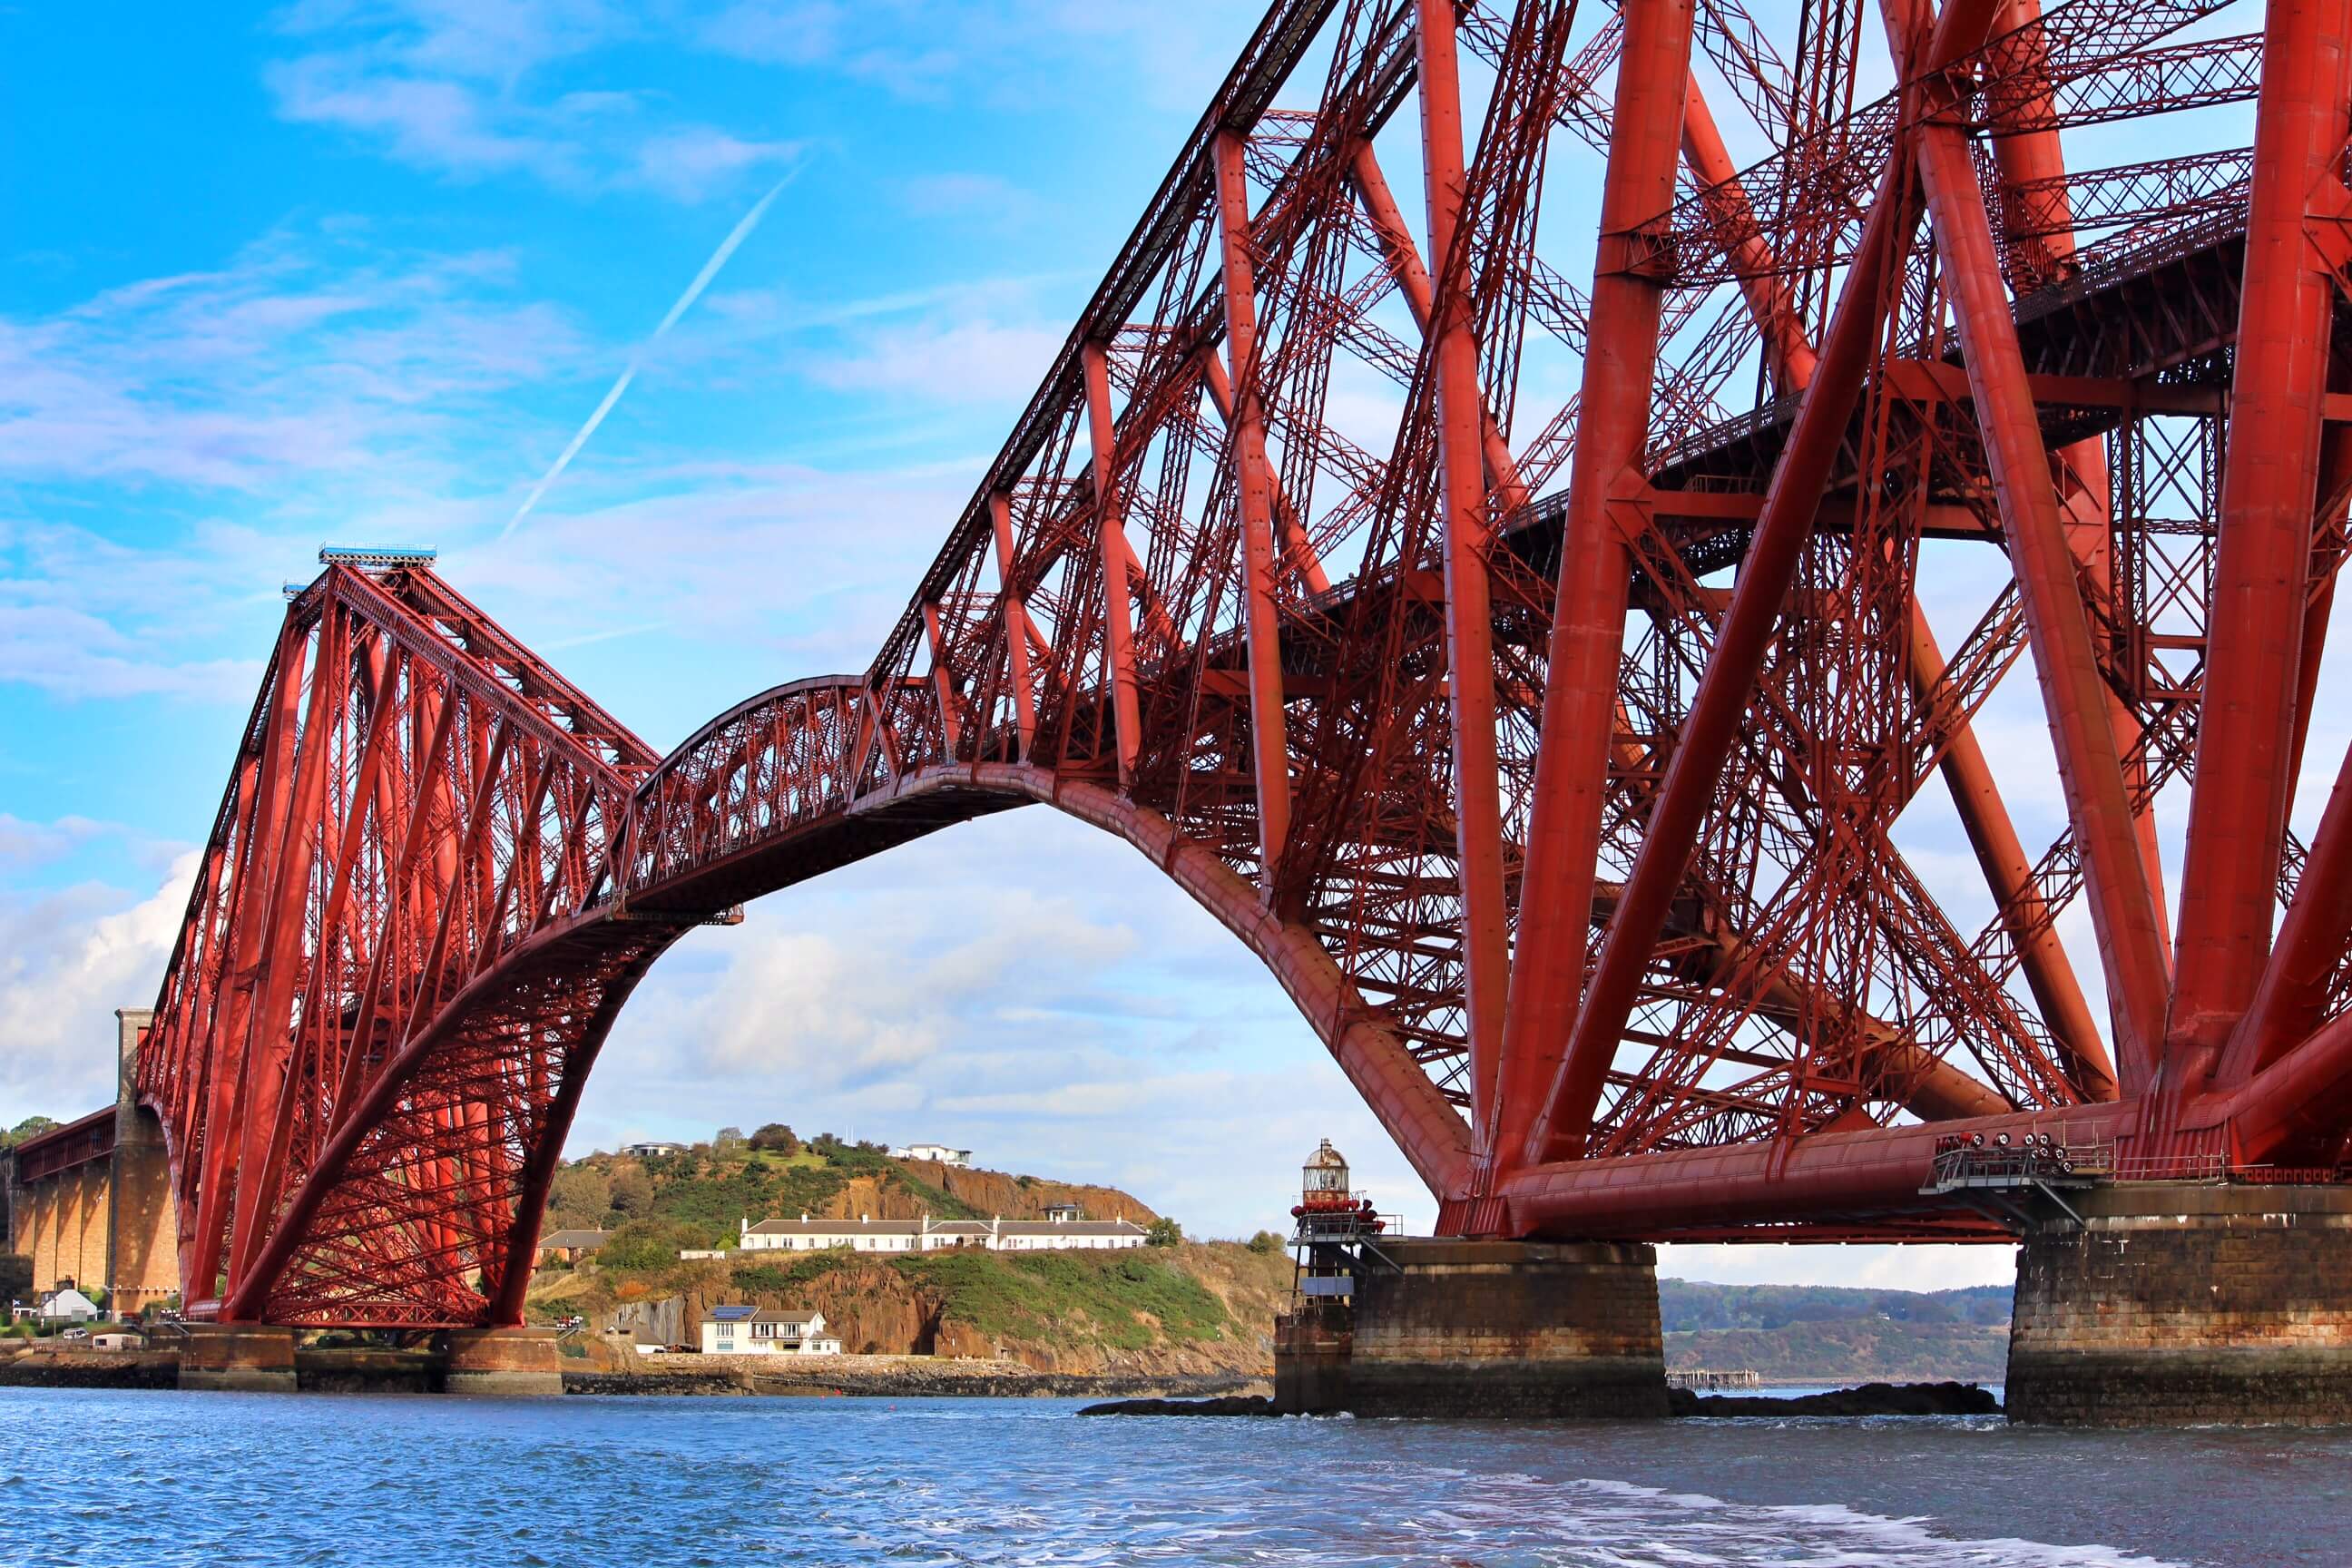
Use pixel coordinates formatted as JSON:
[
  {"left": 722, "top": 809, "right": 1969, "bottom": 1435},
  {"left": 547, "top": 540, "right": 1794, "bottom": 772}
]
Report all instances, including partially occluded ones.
[
  {"left": 1145, "top": 1216, "right": 1183, "bottom": 1248},
  {"left": 731, "top": 1253, "right": 861, "bottom": 1295},
  {"left": 1246, "top": 1230, "right": 1284, "bottom": 1255},
  {"left": 2, "top": 1115, "right": 58, "bottom": 1149},
  {"left": 544, "top": 1131, "right": 934, "bottom": 1245},
  {"left": 887, "top": 1249, "right": 1229, "bottom": 1351}
]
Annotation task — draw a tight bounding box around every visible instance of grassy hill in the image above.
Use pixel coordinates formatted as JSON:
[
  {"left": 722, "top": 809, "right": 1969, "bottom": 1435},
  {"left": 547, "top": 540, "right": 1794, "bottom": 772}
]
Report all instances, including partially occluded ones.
[
  {"left": 529, "top": 1134, "right": 1290, "bottom": 1376},
  {"left": 543, "top": 1132, "right": 1160, "bottom": 1262},
  {"left": 1661, "top": 1278, "right": 2013, "bottom": 1384}
]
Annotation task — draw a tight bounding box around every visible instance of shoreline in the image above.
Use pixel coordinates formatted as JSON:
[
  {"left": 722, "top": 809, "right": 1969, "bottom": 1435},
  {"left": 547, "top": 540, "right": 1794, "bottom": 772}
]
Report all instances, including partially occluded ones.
[{"left": 0, "top": 1344, "right": 1269, "bottom": 1400}]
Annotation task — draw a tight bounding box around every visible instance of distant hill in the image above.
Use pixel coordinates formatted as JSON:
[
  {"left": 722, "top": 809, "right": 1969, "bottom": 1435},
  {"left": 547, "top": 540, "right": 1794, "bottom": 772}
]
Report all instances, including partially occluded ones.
[
  {"left": 1661, "top": 1278, "right": 2013, "bottom": 1385},
  {"left": 1661, "top": 1279, "right": 2010, "bottom": 1332}
]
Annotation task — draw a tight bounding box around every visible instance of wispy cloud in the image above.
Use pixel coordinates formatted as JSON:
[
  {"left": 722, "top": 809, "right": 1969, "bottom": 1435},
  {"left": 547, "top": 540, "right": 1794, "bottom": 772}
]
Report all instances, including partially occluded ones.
[
  {"left": 268, "top": 0, "right": 794, "bottom": 201},
  {"left": 694, "top": 0, "right": 1262, "bottom": 109}
]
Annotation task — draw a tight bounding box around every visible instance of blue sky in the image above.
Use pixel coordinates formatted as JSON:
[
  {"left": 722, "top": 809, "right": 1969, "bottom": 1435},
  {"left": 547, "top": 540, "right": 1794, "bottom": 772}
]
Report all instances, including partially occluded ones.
[
  {"left": 1, "top": 1, "right": 2323, "bottom": 1292},
  {"left": 3, "top": 0, "right": 1455, "bottom": 1250}
]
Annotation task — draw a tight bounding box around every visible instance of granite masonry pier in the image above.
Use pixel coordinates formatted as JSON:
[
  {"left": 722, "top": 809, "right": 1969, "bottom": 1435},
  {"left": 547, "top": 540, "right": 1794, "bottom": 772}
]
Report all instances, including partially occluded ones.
[
  {"left": 1274, "top": 1239, "right": 1669, "bottom": 1417},
  {"left": 178, "top": 1325, "right": 299, "bottom": 1393},
  {"left": 2006, "top": 1182, "right": 2352, "bottom": 1426},
  {"left": 443, "top": 1326, "right": 567, "bottom": 1396}
]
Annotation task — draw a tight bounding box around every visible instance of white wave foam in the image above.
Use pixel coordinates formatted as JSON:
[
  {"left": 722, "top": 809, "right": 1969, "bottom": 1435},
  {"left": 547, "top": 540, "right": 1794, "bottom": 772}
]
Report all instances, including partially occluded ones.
[{"left": 1562, "top": 1478, "right": 2184, "bottom": 1566}]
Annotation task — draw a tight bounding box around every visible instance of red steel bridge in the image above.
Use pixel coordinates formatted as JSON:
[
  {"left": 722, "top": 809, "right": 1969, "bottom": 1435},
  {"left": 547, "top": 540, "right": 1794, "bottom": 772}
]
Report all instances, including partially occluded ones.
[{"left": 133, "top": 0, "right": 2352, "bottom": 1327}]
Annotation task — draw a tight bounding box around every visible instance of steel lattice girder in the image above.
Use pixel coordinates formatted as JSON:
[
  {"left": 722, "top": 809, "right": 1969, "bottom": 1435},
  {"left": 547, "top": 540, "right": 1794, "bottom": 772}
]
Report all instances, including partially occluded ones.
[{"left": 137, "top": 0, "right": 2352, "bottom": 1327}]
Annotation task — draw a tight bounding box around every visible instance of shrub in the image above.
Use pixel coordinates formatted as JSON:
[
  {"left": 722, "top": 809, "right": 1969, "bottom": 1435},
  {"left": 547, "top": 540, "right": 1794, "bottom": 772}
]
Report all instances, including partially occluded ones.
[
  {"left": 1247, "top": 1230, "right": 1284, "bottom": 1255},
  {"left": 598, "top": 1220, "right": 701, "bottom": 1272},
  {"left": 1145, "top": 1216, "right": 1183, "bottom": 1248}
]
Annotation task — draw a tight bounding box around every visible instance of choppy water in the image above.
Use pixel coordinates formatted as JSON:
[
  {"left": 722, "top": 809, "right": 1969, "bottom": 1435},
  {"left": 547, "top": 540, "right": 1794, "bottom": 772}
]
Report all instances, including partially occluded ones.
[{"left": 3, "top": 1389, "right": 2346, "bottom": 1566}]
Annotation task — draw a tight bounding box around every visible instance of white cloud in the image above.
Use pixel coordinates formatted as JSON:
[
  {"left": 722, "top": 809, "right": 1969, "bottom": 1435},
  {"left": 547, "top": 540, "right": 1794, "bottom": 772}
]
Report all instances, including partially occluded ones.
[
  {"left": 0, "top": 857, "right": 195, "bottom": 1123},
  {"left": 809, "top": 318, "right": 1064, "bottom": 408},
  {"left": 1661, "top": 1242, "right": 2016, "bottom": 1292},
  {"left": 268, "top": 0, "right": 789, "bottom": 201},
  {"left": 268, "top": 55, "right": 581, "bottom": 184},
  {"left": 695, "top": 0, "right": 1263, "bottom": 110},
  {"left": 632, "top": 126, "right": 804, "bottom": 203},
  {"left": 566, "top": 808, "right": 1442, "bottom": 1238}
]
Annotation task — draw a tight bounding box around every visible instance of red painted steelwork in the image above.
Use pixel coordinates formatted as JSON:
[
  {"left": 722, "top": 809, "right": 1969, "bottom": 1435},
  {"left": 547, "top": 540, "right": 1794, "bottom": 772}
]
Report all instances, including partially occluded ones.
[{"left": 136, "top": 0, "right": 2352, "bottom": 1326}]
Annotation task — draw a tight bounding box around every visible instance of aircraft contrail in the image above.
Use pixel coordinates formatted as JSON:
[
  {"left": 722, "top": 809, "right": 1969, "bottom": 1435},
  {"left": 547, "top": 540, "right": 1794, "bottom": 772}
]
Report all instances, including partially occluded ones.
[{"left": 502, "top": 174, "right": 795, "bottom": 539}]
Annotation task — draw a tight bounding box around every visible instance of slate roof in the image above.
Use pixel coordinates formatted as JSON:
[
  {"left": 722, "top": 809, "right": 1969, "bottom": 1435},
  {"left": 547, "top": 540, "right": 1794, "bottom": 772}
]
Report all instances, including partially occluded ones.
[{"left": 538, "top": 1229, "right": 612, "bottom": 1250}]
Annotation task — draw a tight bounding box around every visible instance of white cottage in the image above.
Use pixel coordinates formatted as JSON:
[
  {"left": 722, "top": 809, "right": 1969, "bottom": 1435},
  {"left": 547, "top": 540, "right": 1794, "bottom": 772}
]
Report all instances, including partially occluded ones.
[{"left": 36, "top": 1288, "right": 99, "bottom": 1325}]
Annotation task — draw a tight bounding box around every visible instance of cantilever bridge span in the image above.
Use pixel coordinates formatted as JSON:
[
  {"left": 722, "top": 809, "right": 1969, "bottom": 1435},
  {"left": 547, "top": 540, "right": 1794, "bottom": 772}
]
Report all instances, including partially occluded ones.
[{"left": 136, "top": 0, "right": 2352, "bottom": 1328}]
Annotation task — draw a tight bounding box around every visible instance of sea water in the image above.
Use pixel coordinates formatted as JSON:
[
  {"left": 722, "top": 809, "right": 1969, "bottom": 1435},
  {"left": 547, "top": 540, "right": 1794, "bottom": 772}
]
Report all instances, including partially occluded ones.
[{"left": 2, "top": 1387, "right": 2345, "bottom": 1566}]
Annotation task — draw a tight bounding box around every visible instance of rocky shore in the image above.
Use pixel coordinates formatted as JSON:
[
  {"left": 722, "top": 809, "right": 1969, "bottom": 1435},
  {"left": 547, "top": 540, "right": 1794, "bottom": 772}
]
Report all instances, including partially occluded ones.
[
  {"left": 0, "top": 1349, "right": 180, "bottom": 1390},
  {"left": 1670, "top": 1381, "right": 2001, "bottom": 1416},
  {"left": 565, "top": 1352, "right": 1268, "bottom": 1400}
]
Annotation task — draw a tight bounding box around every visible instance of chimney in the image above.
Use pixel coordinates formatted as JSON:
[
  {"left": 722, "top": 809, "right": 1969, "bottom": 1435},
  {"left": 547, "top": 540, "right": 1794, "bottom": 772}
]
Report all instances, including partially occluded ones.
[
  {"left": 799, "top": 1212, "right": 808, "bottom": 1223},
  {"left": 740, "top": 1216, "right": 749, "bottom": 1237},
  {"left": 861, "top": 1213, "right": 870, "bottom": 1224}
]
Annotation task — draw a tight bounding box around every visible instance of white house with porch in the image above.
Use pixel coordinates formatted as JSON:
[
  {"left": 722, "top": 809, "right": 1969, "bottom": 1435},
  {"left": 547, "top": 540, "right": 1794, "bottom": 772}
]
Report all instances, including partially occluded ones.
[{"left": 700, "top": 1305, "right": 842, "bottom": 1356}]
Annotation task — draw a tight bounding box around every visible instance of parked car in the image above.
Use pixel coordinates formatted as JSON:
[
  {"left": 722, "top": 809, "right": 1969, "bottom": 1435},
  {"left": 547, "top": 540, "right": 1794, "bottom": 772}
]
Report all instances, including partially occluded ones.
[{"left": 59, "top": 1328, "right": 90, "bottom": 1342}]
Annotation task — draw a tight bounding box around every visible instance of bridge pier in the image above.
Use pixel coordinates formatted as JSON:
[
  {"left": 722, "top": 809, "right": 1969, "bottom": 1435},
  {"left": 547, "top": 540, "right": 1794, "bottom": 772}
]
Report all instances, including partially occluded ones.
[
  {"left": 177, "top": 1325, "right": 299, "bottom": 1393},
  {"left": 1273, "top": 1239, "right": 1669, "bottom": 1417},
  {"left": 2006, "top": 1183, "right": 2352, "bottom": 1426},
  {"left": 443, "top": 1327, "right": 566, "bottom": 1396}
]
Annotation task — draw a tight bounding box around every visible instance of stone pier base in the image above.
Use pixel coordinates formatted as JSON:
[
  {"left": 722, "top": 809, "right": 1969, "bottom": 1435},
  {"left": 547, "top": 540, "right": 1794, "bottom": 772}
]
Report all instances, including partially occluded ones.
[
  {"left": 177, "top": 1325, "right": 299, "bottom": 1393},
  {"left": 2006, "top": 1183, "right": 2352, "bottom": 1426},
  {"left": 443, "top": 1327, "right": 565, "bottom": 1396},
  {"left": 1273, "top": 1239, "right": 1668, "bottom": 1418}
]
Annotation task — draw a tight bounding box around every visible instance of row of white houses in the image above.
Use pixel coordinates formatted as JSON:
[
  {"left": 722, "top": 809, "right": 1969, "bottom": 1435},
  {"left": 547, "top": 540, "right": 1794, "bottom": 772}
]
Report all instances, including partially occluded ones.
[{"left": 735, "top": 1205, "right": 1148, "bottom": 1255}]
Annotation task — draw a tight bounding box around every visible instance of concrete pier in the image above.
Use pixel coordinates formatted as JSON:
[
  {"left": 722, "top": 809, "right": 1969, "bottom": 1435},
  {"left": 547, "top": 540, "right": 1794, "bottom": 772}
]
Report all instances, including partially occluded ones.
[
  {"left": 443, "top": 1326, "right": 566, "bottom": 1396},
  {"left": 2006, "top": 1182, "right": 2352, "bottom": 1426},
  {"left": 1273, "top": 1239, "right": 1669, "bottom": 1417},
  {"left": 177, "top": 1325, "right": 299, "bottom": 1393}
]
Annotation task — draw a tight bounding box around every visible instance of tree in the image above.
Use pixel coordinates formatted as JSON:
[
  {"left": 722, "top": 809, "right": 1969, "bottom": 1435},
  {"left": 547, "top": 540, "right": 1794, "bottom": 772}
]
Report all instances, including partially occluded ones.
[
  {"left": 547, "top": 1164, "right": 612, "bottom": 1230},
  {"left": 750, "top": 1123, "right": 799, "bottom": 1154},
  {"left": 1146, "top": 1217, "right": 1184, "bottom": 1248},
  {"left": 0, "top": 1253, "right": 30, "bottom": 1304},
  {"left": 714, "top": 1126, "right": 746, "bottom": 1152},
  {"left": 2, "top": 1115, "right": 57, "bottom": 1150},
  {"left": 608, "top": 1166, "right": 656, "bottom": 1218},
  {"left": 598, "top": 1220, "right": 697, "bottom": 1272},
  {"left": 1247, "top": 1230, "right": 1284, "bottom": 1255}
]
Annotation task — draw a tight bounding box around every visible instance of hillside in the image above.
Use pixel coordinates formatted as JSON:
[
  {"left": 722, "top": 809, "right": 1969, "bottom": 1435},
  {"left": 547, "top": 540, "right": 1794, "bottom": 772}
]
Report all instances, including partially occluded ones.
[
  {"left": 1661, "top": 1278, "right": 2014, "bottom": 1384},
  {"left": 529, "top": 1134, "right": 1288, "bottom": 1377}
]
